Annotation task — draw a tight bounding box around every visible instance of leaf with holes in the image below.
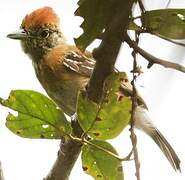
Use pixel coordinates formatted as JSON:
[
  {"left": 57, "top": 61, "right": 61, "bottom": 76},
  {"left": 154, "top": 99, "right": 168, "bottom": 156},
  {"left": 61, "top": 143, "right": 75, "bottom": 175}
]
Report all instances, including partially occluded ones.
[
  {"left": 0, "top": 90, "right": 71, "bottom": 139},
  {"left": 142, "top": 9, "right": 185, "bottom": 39},
  {"left": 77, "top": 72, "right": 131, "bottom": 140},
  {"left": 74, "top": 0, "right": 132, "bottom": 51},
  {"left": 82, "top": 140, "right": 124, "bottom": 180}
]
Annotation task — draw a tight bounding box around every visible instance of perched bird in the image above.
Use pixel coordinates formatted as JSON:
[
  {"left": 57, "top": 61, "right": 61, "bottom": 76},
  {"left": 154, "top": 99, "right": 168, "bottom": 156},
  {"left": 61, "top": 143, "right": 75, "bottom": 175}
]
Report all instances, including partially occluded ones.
[{"left": 7, "top": 7, "right": 180, "bottom": 171}]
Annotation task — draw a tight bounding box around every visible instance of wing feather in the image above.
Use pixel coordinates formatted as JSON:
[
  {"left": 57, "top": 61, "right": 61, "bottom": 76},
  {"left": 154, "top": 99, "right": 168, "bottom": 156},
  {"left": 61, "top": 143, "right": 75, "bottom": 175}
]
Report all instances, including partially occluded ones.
[{"left": 63, "top": 51, "right": 95, "bottom": 77}]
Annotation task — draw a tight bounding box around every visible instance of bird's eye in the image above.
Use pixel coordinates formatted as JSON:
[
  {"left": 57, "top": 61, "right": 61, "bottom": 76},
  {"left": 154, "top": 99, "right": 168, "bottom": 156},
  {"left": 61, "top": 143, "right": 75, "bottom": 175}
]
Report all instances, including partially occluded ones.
[{"left": 40, "top": 30, "right": 50, "bottom": 38}]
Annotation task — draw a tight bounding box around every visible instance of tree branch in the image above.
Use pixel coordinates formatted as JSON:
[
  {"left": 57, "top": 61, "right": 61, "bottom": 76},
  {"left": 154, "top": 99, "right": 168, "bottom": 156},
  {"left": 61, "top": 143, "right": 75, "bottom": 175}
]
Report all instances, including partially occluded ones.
[
  {"left": 45, "top": 1, "right": 135, "bottom": 179},
  {"left": 130, "top": 33, "right": 141, "bottom": 180},
  {"left": 0, "top": 162, "right": 5, "bottom": 180},
  {"left": 88, "top": 1, "right": 135, "bottom": 102},
  {"left": 125, "top": 34, "right": 185, "bottom": 73},
  {"left": 44, "top": 140, "right": 81, "bottom": 180},
  {"left": 44, "top": 119, "right": 83, "bottom": 180}
]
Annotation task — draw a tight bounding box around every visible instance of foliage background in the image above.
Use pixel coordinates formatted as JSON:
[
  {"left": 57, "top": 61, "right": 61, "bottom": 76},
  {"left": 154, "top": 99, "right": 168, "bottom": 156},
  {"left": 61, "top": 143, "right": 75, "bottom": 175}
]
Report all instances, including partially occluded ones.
[{"left": 0, "top": 0, "right": 184, "bottom": 179}]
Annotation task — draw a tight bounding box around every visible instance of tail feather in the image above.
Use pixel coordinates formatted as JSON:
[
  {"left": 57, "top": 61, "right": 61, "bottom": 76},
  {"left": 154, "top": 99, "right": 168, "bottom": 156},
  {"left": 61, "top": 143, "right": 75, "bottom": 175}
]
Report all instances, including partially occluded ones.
[
  {"left": 150, "top": 127, "right": 181, "bottom": 171},
  {"left": 135, "top": 106, "right": 181, "bottom": 171}
]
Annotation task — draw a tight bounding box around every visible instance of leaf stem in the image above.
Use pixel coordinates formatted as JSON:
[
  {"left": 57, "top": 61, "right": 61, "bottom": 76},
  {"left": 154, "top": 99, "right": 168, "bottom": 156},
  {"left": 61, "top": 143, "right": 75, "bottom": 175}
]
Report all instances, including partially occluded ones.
[{"left": 69, "top": 135, "right": 128, "bottom": 161}]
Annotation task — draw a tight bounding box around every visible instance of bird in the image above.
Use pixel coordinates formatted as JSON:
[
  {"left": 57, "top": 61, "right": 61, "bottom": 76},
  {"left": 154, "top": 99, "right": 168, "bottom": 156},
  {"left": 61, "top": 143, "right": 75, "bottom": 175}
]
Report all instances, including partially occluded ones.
[{"left": 7, "top": 6, "right": 180, "bottom": 171}]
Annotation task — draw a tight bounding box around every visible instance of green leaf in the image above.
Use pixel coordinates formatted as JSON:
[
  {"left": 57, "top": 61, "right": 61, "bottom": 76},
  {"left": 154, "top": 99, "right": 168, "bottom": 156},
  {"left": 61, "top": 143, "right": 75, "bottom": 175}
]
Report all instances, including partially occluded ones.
[
  {"left": 141, "top": 9, "right": 185, "bottom": 39},
  {"left": 75, "top": 0, "right": 132, "bottom": 51},
  {"left": 77, "top": 72, "right": 131, "bottom": 140},
  {"left": 82, "top": 140, "right": 124, "bottom": 180},
  {"left": 0, "top": 90, "right": 71, "bottom": 139}
]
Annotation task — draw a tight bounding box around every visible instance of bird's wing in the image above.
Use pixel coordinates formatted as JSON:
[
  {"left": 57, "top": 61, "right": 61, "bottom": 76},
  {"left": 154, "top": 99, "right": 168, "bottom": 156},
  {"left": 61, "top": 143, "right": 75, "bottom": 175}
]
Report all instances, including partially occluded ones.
[
  {"left": 61, "top": 48, "right": 148, "bottom": 108},
  {"left": 63, "top": 51, "right": 148, "bottom": 108},
  {"left": 63, "top": 51, "right": 95, "bottom": 77}
]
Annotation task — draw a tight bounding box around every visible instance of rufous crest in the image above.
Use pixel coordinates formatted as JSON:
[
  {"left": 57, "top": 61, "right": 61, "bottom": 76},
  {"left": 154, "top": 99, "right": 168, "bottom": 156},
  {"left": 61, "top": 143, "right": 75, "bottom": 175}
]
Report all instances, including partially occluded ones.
[{"left": 22, "top": 7, "right": 59, "bottom": 30}]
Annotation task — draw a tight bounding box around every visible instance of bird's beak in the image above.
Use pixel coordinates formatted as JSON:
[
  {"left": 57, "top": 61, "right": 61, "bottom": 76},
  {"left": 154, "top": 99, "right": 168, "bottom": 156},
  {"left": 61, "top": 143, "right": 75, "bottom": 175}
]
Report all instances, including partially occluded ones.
[{"left": 7, "top": 29, "right": 28, "bottom": 40}]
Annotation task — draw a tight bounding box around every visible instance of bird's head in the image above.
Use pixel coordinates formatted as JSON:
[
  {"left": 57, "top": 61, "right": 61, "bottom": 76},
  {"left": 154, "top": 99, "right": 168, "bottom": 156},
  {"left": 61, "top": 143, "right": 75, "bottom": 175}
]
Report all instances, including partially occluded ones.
[{"left": 7, "top": 7, "right": 66, "bottom": 61}]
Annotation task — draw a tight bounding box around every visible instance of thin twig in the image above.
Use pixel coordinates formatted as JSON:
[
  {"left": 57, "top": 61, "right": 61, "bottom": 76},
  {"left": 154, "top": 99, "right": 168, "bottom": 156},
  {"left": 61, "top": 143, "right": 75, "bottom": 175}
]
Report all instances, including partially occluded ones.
[
  {"left": 165, "top": 0, "right": 171, "bottom": 8},
  {"left": 125, "top": 34, "right": 185, "bottom": 73},
  {"left": 130, "top": 33, "right": 141, "bottom": 180},
  {"left": 122, "top": 148, "right": 134, "bottom": 161},
  {"left": 0, "top": 162, "right": 5, "bottom": 180},
  {"left": 137, "top": 0, "right": 146, "bottom": 13}
]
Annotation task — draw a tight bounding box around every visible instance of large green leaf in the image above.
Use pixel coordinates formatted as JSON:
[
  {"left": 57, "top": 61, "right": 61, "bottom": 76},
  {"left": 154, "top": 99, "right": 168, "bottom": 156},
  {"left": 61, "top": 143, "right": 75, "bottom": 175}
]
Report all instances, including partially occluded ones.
[
  {"left": 0, "top": 90, "right": 71, "bottom": 139},
  {"left": 141, "top": 9, "right": 185, "bottom": 39},
  {"left": 77, "top": 72, "right": 131, "bottom": 140},
  {"left": 75, "top": 0, "right": 133, "bottom": 50},
  {"left": 82, "top": 140, "right": 124, "bottom": 180}
]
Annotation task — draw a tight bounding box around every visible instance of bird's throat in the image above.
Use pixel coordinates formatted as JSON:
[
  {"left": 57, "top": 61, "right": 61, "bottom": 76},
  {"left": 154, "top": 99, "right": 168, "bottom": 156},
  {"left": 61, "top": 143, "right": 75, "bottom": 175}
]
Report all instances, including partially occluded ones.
[{"left": 21, "top": 40, "right": 50, "bottom": 63}]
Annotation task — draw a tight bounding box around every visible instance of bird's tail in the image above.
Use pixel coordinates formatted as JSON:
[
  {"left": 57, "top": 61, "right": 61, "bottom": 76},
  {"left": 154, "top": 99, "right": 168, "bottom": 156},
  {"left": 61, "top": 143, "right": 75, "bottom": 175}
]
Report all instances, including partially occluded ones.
[{"left": 134, "top": 106, "right": 181, "bottom": 171}]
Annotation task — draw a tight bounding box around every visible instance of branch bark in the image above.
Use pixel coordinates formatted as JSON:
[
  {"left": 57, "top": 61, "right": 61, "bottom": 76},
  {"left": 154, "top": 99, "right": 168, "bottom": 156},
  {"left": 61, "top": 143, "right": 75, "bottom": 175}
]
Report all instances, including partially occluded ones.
[
  {"left": 88, "top": 1, "right": 134, "bottom": 102},
  {"left": 44, "top": 119, "right": 83, "bottom": 180},
  {"left": 44, "top": 139, "right": 81, "bottom": 180}
]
